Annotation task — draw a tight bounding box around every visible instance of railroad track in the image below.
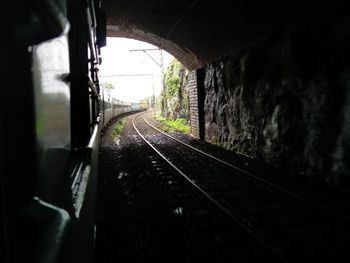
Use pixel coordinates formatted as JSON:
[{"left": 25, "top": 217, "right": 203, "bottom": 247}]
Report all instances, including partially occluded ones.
[{"left": 132, "top": 111, "right": 350, "bottom": 262}]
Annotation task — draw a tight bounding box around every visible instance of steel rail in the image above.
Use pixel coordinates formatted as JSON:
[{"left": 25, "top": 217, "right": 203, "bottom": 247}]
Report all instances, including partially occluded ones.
[
  {"left": 142, "top": 112, "right": 350, "bottom": 223},
  {"left": 132, "top": 112, "right": 287, "bottom": 262}
]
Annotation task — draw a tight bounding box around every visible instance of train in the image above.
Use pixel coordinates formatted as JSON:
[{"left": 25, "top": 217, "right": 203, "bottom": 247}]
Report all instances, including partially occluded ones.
[
  {"left": 100, "top": 85, "right": 145, "bottom": 128},
  {"left": 1, "top": 1, "right": 144, "bottom": 263}
]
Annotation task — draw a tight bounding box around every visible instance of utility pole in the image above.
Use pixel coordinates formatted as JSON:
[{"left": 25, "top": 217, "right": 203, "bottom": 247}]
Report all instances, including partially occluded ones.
[
  {"left": 158, "top": 48, "right": 167, "bottom": 116},
  {"left": 129, "top": 48, "right": 168, "bottom": 116}
]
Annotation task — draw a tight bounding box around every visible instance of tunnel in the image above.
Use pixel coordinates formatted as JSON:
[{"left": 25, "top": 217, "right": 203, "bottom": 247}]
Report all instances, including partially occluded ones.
[
  {"left": 95, "top": 1, "right": 350, "bottom": 262},
  {"left": 2, "top": 1, "right": 350, "bottom": 263},
  {"left": 102, "top": 0, "right": 350, "bottom": 187}
]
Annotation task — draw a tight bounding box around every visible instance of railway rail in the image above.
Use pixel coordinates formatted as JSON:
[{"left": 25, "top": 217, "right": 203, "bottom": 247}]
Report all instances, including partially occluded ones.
[
  {"left": 131, "top": 113, "right": 284, "bottom": 262},
  {"left": 132, "top": 111, "right": 350, "bottom": 263}
]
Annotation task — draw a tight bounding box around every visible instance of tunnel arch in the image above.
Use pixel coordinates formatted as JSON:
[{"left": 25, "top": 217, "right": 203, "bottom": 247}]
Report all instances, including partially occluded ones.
[
  {"left": 102, "top": 1, "right": 342, "bottom": 73},
  {"left": 101, "top": 0, "right": 290, "bottom": 72},
  {"left": 107, "top": 25, "right": 202, "bottom": 70},
  {"left": 101, "top": 0, "right": 350, "bottom": 185}
]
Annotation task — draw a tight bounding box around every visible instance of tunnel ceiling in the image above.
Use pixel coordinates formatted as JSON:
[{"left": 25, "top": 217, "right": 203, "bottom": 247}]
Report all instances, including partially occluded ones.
[{"left": 102, "top": 1, "right": 343, "bottom": 70}]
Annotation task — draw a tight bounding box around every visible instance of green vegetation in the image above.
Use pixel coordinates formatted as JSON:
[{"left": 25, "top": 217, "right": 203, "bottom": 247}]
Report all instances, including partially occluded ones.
[
  {"left": 161, "top": 58, "right": 190, "bottom": 120},
  {"left": 165, "top": 60, "right": 182, "bottom": 99},
  {"left": 210, "top": 136, "right": 221, "bottom": 147},
  {"left": 139, "top": 95, "right": 154, "bottom": 109},
  {"left": 166, "top": 76, "right": 181, "bottom": 97},
  {"left": 103, "top": 82, "right": 114, "bottom": 90},
  {"left": 112, "top": 118, "right": 126, "bottom": 139},
  {"left": 154, "top": 112, "right": 191, "bottom": 134}
]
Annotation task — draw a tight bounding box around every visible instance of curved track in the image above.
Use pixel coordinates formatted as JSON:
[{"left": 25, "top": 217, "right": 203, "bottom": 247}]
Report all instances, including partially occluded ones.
[
  {"left": 142, "top": 112, "right": 349, "bottom": 222},
  {"left": 132, "top": 111, "right": 350, "bottom": 263}
]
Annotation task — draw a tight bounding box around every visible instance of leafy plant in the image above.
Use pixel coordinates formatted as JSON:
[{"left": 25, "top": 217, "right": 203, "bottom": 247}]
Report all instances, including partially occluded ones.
[
  {"left": 112, "top": 118, "right": 126, "bottom": 138},
  {"left": 166, "top": 76, "right": 180, "bottom": 98},
  {"left": 103, "top": 82, "right": 114, "bottom": 90},
  {"left": 154, "top": 113, "right": 190, "bottom": 134}
]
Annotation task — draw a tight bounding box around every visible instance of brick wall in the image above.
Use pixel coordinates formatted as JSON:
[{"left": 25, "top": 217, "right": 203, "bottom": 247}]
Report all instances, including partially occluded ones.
[{"left": 186, "top": 70, "right": 200, "bottom": 138}]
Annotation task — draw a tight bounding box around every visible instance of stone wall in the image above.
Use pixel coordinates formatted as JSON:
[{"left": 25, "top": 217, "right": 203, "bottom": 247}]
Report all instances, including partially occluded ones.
[{"left": 203, "top": 15, "right": 350, "bottom": 186}]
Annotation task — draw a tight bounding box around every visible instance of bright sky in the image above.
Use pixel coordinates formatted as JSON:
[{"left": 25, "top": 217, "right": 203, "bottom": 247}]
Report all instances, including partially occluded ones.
[{"left": 99, "top": 37, "right": 174, "bottom": 102}]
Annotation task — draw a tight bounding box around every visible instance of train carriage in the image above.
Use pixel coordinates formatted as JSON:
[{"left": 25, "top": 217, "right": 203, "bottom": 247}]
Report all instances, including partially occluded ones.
[
  {"left": 100, "top": 84, "right": 140, "bottom": 128},
  {"left": 1, "top": 1, "right": 139, "bottom": 262}
]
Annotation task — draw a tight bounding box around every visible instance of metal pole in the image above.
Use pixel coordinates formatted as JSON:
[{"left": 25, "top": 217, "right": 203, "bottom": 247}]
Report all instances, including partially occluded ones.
[
  {"left": 159, "top": 48, "right": 168, "bottom": 117},
  {"left": 129, "top": 48, "right": 168, "bottom": 116},
  {"left": 151, "top": 74, "right": 156, "bottom": 112}
]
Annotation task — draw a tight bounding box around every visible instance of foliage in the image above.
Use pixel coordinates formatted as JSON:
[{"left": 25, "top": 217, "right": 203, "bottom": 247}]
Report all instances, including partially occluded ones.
[
  {"left": 165, "top": 59, "right": 183, "bottom": 98},
  {"left": 139, "top": 95, "right": 154, "bottom": 108},
  {"left": 210, "top": 136, "right": 221, "bottom": 147},
  {"left": 157, "top": 93, "right": 163, "bottom": 112},
  {"left": 154, "top": 113, "right": 191, "bottom": 134},
  {"left": 103, "top": 82, "right": 114, "bottom": 90},
  {"left": 112, "top": 118, "right": 126, "bottom": 138},
  {"left": 162, "top": 58, "right": 190, "bottom": 120},
  {"left": 167, "top": 76, "right": 181, "bottom": 98}
]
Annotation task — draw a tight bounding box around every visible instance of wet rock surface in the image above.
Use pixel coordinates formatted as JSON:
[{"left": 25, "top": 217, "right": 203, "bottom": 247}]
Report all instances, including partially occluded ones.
[{"left": 202, "top": 15, "right": 350, "bottom": 187}]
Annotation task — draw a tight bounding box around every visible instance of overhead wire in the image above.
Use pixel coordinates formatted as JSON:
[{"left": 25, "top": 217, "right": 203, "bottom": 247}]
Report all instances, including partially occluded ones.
[{"left": 165, "top": 0, "right": 200, "bottom": 39}]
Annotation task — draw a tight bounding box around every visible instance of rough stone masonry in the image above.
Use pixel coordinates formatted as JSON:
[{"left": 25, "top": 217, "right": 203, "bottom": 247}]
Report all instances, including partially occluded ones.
[{"left": 202, "top": 15, "right": 350, "bottom": 187}]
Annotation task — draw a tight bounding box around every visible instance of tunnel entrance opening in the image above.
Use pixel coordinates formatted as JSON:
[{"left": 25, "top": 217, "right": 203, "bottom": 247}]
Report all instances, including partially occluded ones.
[
  {"left": 102, "top": 3, "right": 350, "bottom": 188},
  {"left": 98, "top": 37, "right": 202, "bottom": 139},
  {"left": 97, "top": 2, "right": 350, "bottom": 262},
  {"left": 98, "top": 37, "right": 174, "bottom": 110}
]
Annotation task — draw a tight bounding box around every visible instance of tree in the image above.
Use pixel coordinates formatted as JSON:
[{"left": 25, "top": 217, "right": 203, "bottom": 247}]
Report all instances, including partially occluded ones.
[{"left": 103, "top": 82, "right": 114, "bottom": 90}]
